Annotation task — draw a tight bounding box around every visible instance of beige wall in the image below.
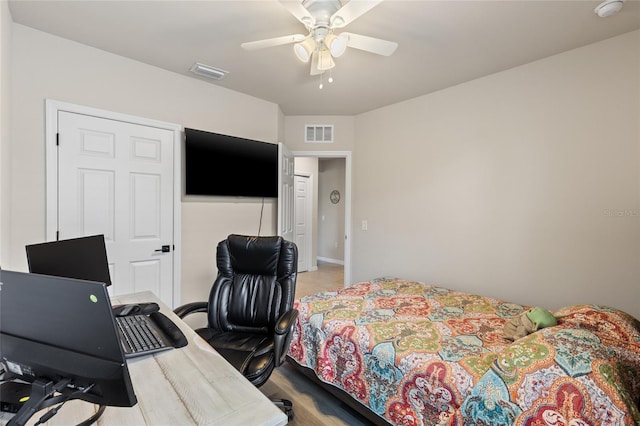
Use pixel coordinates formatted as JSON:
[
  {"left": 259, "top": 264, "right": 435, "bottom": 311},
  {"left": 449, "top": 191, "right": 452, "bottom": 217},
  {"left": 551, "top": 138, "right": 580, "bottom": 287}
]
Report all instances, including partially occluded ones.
[
  {"left": 318, "top": 158, "right": 345, "bottom": 262},
  {"left": 0, "top": 1, "right": 11, "bottom": 267},
  {"left": 8, "top": 24, "right": 281, "bottom": 306},
  {"left": 353, "top": 30, "right": 640, "bottom": 320}
]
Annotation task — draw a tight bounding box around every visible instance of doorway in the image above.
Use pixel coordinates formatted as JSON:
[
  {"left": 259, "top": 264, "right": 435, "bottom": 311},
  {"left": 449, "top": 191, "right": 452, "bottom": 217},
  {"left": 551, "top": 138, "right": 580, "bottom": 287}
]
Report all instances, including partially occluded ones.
[{"left": 292, "top": 151, "right": 351, "bottom": 287}]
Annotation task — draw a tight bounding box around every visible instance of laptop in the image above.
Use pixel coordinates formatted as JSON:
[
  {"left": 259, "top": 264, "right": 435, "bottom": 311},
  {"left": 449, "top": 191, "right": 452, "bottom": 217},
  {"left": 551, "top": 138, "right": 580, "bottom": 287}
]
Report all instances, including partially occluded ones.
[
  {"left": 26, "top": 234, "right": 112, "bottom": 287},
  {"left": 25, "top": 235, "right": 183, "bottom": 357},
  {"left": 0, "top": 269, "right": 138, "bottom": 413}
]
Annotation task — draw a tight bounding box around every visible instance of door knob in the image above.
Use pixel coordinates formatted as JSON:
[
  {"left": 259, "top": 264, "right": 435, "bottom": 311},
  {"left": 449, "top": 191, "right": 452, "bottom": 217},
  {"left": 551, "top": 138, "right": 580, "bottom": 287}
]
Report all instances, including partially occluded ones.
[{"left": 155, "top": 245, "right": 171, "bottom": 253}]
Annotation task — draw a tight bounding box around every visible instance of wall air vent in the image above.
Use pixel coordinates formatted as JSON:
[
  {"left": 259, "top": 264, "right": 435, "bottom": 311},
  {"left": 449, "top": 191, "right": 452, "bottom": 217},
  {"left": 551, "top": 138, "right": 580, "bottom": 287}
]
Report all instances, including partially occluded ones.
[{"left": 305, "top": 125, "right": 334, "bottom": 143}]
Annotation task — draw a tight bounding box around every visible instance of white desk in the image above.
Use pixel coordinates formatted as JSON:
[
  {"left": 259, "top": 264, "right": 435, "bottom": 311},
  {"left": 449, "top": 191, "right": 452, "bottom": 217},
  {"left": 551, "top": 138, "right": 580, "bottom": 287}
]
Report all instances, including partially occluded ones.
[{"left": 1, "top": 291, "right": 288, "bottom": 426}]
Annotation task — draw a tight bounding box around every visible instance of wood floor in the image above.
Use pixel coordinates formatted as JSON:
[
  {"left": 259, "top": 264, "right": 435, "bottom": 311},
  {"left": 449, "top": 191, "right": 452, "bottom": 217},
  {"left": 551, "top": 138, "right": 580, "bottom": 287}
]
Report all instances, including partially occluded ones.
[
  {"left": 295, "top": 260, "right": 345, "bottom": 299},
  {"left": 259, "top": 261, "right": 373, "bottom": 426}
]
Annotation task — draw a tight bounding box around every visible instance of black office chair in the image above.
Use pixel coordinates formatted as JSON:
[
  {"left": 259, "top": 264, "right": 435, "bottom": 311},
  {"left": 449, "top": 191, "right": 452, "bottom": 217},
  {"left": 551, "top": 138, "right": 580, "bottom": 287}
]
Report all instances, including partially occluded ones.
[{"left": 174, "top": 234, "right": 298, "bottom": 420}]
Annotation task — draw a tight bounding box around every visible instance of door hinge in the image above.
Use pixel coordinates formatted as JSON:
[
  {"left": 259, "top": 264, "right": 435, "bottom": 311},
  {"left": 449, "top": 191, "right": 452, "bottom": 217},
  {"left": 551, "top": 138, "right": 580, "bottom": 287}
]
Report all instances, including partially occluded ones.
[{"left": 56, "top": 133, "right": 59, "bottom": 146}]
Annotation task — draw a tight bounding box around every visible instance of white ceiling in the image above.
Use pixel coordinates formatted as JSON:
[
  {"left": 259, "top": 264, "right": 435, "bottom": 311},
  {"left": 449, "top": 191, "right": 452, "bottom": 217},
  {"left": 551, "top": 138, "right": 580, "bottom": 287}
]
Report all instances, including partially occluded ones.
[{"left": 8, "top": 0, "right": 640, "bottom": 116}]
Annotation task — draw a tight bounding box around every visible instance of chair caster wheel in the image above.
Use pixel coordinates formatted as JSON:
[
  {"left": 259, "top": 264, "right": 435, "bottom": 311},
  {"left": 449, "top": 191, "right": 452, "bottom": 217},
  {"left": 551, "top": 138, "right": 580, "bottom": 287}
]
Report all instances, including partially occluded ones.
[
  {"left": 274, "top": 398, "right": 293, "bottom": 420},
  {"left": 284, "top": 402, "right": 293, "bottom": 421}
]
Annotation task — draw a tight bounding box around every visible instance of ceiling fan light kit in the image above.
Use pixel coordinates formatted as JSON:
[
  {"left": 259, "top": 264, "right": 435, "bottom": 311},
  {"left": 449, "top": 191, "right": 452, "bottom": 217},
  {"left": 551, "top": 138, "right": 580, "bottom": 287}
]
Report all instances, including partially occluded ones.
[
  {"left": 293, "top": 37, "right": 315, "bottom": 62},
  {"left": 594, "top": 0, "right": 625, "bottom": 17},
  {"left": 242, "top": 0, "right": 397, "bottom": 83},
  {"left": 317, "top": 48, "right": 335, "bottom": 71},
  {"left": 324, "top": 33, "right": 348, "bottom": 57}
]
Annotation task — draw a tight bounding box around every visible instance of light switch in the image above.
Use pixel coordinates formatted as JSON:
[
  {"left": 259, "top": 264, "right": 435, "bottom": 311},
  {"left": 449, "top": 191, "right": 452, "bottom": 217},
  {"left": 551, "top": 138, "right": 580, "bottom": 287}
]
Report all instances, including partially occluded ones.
[{"left": 362, "top": 220, "right": 368, "bottom": 231}]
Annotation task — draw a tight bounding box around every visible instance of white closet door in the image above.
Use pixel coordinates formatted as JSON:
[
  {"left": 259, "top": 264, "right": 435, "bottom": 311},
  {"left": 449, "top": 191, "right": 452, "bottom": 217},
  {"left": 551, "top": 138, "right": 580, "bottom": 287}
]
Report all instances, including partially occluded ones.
[
  {"left": 57, "top": 111, "right": 175, "bottom": 306},
  {"left": 294, "top": 174, "right": 311, "bottom": 272}
]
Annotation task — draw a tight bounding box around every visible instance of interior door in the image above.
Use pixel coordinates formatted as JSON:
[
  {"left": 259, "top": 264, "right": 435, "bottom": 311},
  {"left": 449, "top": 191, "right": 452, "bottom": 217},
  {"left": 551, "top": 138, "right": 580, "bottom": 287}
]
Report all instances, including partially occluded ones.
[
  {"left": 57, "top": 111, "right": 175, "bottom": 306},
  {"left": 278, "top": 143, "right": 294, "bottom": 243},
  {"left": 294, "top": 174, "right": 311, "bottom": 272}
]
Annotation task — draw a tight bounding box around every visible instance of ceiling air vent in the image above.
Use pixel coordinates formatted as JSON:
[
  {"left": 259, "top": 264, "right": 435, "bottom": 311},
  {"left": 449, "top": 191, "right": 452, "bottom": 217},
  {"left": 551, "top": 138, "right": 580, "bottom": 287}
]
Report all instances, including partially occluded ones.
[
  {"left": 190, "top": 62, "right": 229, "bottom": 80},
  {"left": 305, "top": 125, "right": 334, "bottom": 143}
]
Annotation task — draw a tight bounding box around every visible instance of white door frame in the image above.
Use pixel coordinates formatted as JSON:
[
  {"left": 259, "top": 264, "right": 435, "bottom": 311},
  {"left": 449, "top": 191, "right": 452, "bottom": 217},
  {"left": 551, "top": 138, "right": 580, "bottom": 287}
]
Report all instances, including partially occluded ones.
[
  {"left": 292, "top": 150, "right": 351, "bottom": 287},
  {"left": 45, "top": 99, "right": 183, "bottom": 306},
  {"left": 277, "top": 143, "right": 294, "bottom": 242}
]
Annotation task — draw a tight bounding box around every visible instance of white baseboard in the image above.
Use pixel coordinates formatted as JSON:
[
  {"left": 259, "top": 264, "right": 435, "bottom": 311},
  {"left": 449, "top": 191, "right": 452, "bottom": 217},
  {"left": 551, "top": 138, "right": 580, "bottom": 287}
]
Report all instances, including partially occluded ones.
[{"left": 317, "top": 256, "right": 344, "bottom": 266}]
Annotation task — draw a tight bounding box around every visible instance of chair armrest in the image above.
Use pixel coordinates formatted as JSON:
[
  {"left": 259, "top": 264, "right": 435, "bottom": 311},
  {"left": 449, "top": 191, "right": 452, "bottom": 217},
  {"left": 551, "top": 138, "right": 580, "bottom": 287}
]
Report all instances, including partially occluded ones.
[
  {"left": 275, "top": 309, "right": 299, "bottom": 335},
  {"left": 273, "top": 309, "right": 299, "bottom": 366},
  {"left": 173, "top": 301, "right": 208, "bottom": 319}
]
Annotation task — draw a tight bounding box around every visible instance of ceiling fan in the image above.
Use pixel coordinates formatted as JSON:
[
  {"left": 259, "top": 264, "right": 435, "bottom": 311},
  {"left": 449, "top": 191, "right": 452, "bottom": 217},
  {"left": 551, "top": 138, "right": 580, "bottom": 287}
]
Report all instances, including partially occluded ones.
[{"left": 241, "top": 0, "right": 398, "bottom": 76}]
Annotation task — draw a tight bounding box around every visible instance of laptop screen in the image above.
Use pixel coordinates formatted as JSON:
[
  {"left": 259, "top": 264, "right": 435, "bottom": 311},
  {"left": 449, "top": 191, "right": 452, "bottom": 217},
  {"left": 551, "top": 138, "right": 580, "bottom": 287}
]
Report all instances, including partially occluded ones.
[{"left": 25, "top": 234, "right": 112, "bottom": 287}]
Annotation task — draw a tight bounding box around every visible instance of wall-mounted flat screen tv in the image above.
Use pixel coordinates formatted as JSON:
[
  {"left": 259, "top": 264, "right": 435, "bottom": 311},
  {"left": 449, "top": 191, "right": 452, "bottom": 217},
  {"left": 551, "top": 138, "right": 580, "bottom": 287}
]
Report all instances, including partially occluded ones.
[{"left": 184, "top": 128, "right": 278, "bottom": 198}]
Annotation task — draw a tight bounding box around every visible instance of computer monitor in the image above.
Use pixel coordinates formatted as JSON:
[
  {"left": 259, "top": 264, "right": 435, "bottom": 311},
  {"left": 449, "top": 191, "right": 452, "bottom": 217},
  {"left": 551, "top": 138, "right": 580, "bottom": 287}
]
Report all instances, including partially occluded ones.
[
  {"left": 0, "top": 269, "right": 136, "bottom": 425},
  {"left": 25, "top": 234, "right": 112, "bottom": 286}
]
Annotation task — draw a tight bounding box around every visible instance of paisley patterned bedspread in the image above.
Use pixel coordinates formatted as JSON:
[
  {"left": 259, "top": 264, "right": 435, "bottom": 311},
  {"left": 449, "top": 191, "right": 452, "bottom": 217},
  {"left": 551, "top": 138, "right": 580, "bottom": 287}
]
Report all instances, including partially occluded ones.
[{"left": 288, "top": 277, "right": 640, "bottom": 426}]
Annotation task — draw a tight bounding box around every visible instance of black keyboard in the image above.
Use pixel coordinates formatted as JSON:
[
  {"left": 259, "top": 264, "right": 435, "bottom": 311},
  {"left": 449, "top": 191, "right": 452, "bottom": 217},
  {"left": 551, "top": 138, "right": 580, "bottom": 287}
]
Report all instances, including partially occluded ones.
[{"left": 116, "top": 314, "right": 170, "bottom": 357}]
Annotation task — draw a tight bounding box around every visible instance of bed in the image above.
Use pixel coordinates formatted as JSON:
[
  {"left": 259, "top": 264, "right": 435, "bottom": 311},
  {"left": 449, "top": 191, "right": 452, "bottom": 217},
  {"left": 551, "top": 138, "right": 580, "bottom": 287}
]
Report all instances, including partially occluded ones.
[{"left": 287, "top": 277, "right": 640, "bottom": 425}]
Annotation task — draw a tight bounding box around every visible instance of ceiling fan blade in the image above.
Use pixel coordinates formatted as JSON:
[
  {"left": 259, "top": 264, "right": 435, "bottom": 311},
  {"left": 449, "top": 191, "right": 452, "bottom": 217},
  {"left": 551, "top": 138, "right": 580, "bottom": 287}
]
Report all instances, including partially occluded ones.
[
  {"left": 330, "top": 0, "right": 384, "bottom": 28},
  {"left": 341, "top": 32, "right": 398, "bottom": 56},
  {"left": 241, "top": 34, "right": 306, "bottom": 51},
  {"left": 279, "top": 0, "right": 315, "bottom": 28}
]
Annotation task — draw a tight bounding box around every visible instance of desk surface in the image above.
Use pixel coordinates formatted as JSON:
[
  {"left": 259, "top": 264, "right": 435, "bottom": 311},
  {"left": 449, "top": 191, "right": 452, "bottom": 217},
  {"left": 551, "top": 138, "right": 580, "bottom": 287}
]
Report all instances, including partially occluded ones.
[{"left": 1, "top": 291, "right": 288, "bottom": 426}]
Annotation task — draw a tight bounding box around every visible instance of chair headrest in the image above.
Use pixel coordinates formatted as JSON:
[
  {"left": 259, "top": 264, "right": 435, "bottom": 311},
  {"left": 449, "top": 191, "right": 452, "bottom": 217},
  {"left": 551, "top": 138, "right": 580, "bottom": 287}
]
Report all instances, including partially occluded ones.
[{"left": 223, "top": 234, "right": 289, "bottom": 276}]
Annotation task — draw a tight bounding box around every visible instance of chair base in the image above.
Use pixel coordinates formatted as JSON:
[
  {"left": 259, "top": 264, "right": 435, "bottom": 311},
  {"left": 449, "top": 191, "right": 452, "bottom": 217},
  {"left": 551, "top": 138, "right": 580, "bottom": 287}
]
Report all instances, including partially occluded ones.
[{"left": 272, "top": 398, "right": 293, "bottom": 421}]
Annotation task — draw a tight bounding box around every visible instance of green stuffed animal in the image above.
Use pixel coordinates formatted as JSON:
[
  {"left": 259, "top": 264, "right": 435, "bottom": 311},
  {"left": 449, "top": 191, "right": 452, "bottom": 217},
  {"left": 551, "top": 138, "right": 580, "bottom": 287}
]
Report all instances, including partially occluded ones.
[
  {"left": 526, "top": 307, "right": 557, "bottom": 330},
  {"left": 503, "top": 307, "right": 556, "bottom": 341}
]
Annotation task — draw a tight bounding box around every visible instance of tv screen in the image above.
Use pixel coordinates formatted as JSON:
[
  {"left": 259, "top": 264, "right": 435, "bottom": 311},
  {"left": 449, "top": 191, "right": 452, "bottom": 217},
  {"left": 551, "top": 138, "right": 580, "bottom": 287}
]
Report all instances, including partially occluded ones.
[
  {"left": 184, "top": 128, "right": 278, "bottom": 197},
  {"left": 0, "top": 270, "right": 136, "bottom": 425}
]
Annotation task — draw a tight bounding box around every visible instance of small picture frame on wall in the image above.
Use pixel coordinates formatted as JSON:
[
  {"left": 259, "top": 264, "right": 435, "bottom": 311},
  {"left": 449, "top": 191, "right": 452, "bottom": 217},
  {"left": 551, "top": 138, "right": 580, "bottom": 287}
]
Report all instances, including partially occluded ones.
[{"left": 330, "top": 190, "right": 340, "bottom": 204}]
